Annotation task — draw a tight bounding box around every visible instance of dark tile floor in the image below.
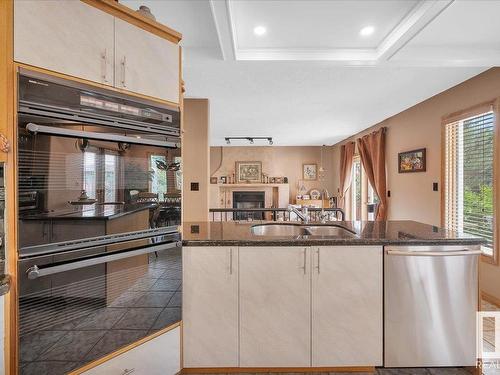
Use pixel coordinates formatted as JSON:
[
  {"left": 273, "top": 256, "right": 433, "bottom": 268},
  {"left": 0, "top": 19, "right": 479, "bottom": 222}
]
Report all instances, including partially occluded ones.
[{"left": 19, "top": 247, "right": 182, "bottom": 375}]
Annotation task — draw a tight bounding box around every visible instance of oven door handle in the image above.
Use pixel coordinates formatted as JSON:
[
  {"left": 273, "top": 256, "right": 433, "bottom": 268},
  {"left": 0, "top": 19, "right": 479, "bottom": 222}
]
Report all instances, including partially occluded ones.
[
  {"left": 26, "top": 123, "right": 180, "bottom": 149},
  {"left": 385, "top": 249, "right": 482, "bottom": 257},
  {"left": 26, "top": 241, "right": 182, "bottom": 280}
]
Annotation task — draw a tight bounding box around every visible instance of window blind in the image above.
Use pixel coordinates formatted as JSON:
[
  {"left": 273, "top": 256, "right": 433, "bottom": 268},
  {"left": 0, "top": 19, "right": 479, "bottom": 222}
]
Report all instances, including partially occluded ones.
[{"left": 444, "top": 111, "right": 494, "bottom": 254}]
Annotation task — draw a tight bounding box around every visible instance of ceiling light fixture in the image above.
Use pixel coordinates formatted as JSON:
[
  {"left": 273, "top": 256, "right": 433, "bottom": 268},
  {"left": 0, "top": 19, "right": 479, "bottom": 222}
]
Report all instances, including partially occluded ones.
[
  {"left": 224, "top": 137, "right": 273, "bottom": 145},
  {"left": 253, "top": 25, "right": 267, "bottom": 36},
  {"left": 359, "top": 25, "right": 375, "bottom": 37}
]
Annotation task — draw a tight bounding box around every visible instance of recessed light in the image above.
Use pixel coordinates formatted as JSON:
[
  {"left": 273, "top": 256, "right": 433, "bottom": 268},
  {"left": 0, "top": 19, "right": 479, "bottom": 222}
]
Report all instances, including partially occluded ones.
[
  {"left": 360, "top": 26, "right": 375, "bottom": 37},
  {"left": 253, "top": 25, "right": 267, "bottom": 36}
]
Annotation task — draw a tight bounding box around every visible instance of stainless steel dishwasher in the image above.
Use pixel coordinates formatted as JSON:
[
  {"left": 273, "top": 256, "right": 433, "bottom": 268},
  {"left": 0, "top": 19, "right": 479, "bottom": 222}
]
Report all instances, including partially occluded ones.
[{"left": 384, "top": 245, "right": 481, "bottom": 367}]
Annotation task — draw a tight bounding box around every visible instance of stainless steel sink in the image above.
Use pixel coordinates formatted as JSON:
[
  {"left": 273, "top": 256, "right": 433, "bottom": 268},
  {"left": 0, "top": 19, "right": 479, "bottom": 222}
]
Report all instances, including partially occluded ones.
[
  {"left": 251, "top": 224, "right": 306, "bottom": 236},
  {"left": 305, "top": 225, "right": 357, "bottom": 237},
  {"left": 250, "top": 224, "right": 357, "bottom": 237}
]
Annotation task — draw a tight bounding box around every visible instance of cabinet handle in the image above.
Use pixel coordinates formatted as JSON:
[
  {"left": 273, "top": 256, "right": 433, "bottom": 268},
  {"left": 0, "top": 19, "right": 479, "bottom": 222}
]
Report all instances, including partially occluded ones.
[
  {"left": 42, "top": 222, "right": 48, "bottom": 238},
  {"left": 229, "top": 248, "right": 233, "bottom": 275},
  {"left": 315, "top": 248, "right": 320, "bottom": 274},
  {"left": 121, "top": 56, "right": 127, "bottom": 88},
  {"left": 101, "top": 49, "right": 108, "bottom": 84},
  {"left": 300, "top": 248, "right": 307, "bottom": 274}
]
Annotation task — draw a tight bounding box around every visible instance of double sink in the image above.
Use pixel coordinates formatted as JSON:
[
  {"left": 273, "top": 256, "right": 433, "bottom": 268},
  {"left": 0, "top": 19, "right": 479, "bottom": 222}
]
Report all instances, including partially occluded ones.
[{"left": 251, "top": 223, "right": 357, "bottom": 238}]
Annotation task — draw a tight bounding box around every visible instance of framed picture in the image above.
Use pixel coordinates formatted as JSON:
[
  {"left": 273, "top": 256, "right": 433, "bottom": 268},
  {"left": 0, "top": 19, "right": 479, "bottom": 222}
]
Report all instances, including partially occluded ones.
[
  {"left": 210, "top": 177, "right": 217, "bottom": 184},
  {"left": 235, "top": 161, "right": 262, "bottom": 183},
  {"left": 398, "top": 148, "right": 426, "bottom": 173},
  {"left": 303, "top": 163, "right": 317, "bottom": 180},
  {"left": 220, "top": 176, "right": 227, "bottom": 184}
]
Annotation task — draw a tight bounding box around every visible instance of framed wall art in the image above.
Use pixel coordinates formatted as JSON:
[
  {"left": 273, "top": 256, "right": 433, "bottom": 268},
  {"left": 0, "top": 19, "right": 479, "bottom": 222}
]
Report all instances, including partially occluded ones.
[
  {"left": 303, "top": 163, "right": 317, "bottom": 180},
  {"left": 235, "top": 161, "right": 262, "bottom": 183},
  {"left": 398, "top": 148, "right": 426, "bottom": 173}
]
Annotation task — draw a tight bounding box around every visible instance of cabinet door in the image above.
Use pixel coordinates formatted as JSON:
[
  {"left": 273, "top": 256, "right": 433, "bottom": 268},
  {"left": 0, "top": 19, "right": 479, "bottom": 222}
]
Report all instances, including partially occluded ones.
[
  {"left": 18, "top": 220, "right": 51, "bottom": 248},
  {"left": 115, "top": 18, "right": 180, "bottom": 103},
  {"left": 312, "top": 246, "right": 383, "bottom": 366},
  {"left": 183, "top": 246, "right": 238, "bottom": 367},
  {"left": 239, "top": 246, "right": 311, "bottom": 367},
  {"left": 14, "top": 0, "right": 114, "bottom": 85}
]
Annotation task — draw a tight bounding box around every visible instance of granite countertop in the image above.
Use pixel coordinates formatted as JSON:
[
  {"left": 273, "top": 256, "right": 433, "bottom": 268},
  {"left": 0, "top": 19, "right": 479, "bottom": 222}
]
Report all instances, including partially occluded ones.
[
  {"left": 182, "top": 220, "right": 485, "bottom": 247},
  {"left": 20, "top": 203, "right": 157, "bottom": 221}
]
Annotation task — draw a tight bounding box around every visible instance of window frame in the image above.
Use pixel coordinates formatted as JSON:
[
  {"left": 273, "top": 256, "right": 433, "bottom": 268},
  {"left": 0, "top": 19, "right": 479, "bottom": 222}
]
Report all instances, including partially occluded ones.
[{"left": 441, "top": 100, "right": 499, "bottom": 265}]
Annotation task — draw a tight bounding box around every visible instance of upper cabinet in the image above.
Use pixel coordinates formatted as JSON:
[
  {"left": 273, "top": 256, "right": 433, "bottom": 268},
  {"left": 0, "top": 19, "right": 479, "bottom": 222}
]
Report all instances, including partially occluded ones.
[
  {"left": 115, "top": 18, "right": 179, "bottom": 104},
  {"left": 14, "top": 0, "right": 181, "bottom": 104},
  {"left": 14, "top": 0, "right": 114, "bottom": 86}
]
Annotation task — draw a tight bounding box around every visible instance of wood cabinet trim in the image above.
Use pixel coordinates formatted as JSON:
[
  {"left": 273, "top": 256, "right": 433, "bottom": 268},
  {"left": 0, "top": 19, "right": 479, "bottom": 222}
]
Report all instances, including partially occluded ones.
[
  {"left": 82, "top": 0, "right": 182, "bottom": 44},
  {"left": 0, "top": 1, "right": 19, "bottom": 374},
  {"left": 181, "top": 366, "right": 376, "bottom": 373}
]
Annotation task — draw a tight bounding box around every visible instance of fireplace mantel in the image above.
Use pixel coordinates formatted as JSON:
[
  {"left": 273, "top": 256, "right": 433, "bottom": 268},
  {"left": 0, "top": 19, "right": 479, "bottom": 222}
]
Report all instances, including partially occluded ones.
[
  {"left": 210, "top": 183, "right": 290, "bottom": 214},
  {"left": 216, "top": 183, "right": 288, "bottom": 188}
]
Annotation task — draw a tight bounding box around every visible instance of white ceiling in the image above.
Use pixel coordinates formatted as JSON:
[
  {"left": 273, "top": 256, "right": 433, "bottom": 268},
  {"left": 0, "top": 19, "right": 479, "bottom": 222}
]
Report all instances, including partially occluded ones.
[
  {"left": 230, "top": 1, "right": 419, "bottom": 49},
  {"left": 120, "top": 0, "right": 499, "bottom": 146}
]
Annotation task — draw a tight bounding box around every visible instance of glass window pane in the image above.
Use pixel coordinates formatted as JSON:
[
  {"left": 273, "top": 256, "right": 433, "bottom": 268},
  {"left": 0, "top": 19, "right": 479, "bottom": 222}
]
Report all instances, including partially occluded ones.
[
  {"left": 83, "top": 152, "right": 96, "bottom": 199},
  {"left": 104, "top": 154, "right": 117, "bottom": 202},
  {"left": 150, "top": 155, "right": 167, "bottom": 199},
  {"left": 445, "top": 111, "right": 495, "bottom": 256}
]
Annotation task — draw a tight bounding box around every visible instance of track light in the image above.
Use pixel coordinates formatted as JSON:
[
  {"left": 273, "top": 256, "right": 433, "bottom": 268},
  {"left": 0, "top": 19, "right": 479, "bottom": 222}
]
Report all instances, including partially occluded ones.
[{"left": 224, "top": 136, "right": 273, "bottom": 145}]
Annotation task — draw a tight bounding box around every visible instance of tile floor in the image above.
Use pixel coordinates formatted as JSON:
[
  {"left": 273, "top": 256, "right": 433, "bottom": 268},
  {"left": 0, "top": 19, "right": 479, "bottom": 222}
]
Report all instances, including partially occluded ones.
[{"left": 19, "top": 246, "right": 182, "bottom": 375}]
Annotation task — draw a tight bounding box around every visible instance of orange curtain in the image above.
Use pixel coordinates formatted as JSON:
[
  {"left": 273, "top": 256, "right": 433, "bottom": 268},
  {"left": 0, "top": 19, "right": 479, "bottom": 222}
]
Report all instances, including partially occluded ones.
[
  {"left": 338, "top": 141, "right": 355, "bottom": 212},
  {"left": 356, "top": 127, "right": 387, "bottom": 220}
]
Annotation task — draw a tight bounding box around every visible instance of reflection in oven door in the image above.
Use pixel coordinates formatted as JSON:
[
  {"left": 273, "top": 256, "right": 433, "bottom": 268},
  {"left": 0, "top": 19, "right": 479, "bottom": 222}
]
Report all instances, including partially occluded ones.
[
  {"left": 18, "top": 237, "right": 182, "bottom": 374},
  {"left": 16, "top": 71, "right": 183, "bottom": 375}
]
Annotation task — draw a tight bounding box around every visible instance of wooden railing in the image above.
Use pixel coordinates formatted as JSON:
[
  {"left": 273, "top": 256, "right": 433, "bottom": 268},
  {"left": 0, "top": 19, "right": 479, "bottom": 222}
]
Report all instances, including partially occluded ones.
[{"left": 209, "top": 207, "right": 345, "bottom": 222}]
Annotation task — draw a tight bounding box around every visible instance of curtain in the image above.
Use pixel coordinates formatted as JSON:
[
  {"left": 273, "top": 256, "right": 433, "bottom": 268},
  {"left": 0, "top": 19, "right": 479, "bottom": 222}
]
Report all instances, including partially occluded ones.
[
  {"left": 338, "top": 141, "right": 355, "bottom": 212},
  {"left": 356, "top": 127, "right": 387, "bottom": 220}
]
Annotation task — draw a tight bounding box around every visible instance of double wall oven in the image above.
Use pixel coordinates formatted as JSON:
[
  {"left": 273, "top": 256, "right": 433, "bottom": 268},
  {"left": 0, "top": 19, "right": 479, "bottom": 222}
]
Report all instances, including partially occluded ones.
[{"left": 17, "top": 69, "right": 182, "bottom": 374}]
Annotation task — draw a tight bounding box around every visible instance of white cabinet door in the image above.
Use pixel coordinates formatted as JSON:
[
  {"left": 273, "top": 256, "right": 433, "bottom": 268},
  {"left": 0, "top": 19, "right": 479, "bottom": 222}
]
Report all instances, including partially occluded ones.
[
  {"left": 311, "top": 246, "right": 383, "bottom": 366},
  {"left": 182, "top": 246, "right": 238, "bottom": 367},
  {"left": 115, "top": 18, "right": 180, "bottom": 103},
  {"left": 239, "top": 246, "right": 311, "bottom": 367},
  {"left": 14, "top": 0, "right": 114, "bottom": 85}
]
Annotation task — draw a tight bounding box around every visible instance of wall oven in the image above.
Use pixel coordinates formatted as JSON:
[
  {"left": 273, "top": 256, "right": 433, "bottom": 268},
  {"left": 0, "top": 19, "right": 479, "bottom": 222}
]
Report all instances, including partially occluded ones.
[{"left": 17, "top": 69, "right": 182, "bottom": 375}]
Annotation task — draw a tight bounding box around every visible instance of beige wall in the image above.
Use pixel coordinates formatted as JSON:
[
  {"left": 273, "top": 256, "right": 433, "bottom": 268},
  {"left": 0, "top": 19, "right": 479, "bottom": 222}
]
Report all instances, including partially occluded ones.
[
  {"left": 330, "top": 68, "right": 500, "bottom": 299},
  {"left": 182, "top": 99, "right": 210, "bottom": 222},
  {"left": 210, "top": 146, "right": 335, "bottom": 203}
]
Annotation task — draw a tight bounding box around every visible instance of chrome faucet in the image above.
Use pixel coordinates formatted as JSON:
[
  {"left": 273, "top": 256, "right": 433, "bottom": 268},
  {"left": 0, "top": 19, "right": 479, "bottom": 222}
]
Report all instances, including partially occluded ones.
[
  {"left": 288, "top": 205, "right": 309, "bottom": 224},
  {"left": 318, "top": 209, "right": 328, "bottom": 224}
]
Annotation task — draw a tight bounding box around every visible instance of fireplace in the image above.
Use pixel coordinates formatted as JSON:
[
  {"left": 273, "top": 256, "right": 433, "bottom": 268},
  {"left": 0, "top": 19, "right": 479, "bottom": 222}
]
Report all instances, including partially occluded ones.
[{"left": 233, "top": 191, "right": 265, "bottom": 220}]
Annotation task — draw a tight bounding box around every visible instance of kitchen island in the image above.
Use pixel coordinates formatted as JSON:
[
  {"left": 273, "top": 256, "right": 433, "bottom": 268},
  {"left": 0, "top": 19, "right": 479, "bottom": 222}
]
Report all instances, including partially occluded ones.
[{"left": 181, "top": 220, "right": 484, "bottom": 371}]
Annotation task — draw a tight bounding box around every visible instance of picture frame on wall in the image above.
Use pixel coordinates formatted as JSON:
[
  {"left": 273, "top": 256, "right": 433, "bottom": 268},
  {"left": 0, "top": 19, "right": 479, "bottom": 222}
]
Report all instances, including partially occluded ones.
[
  {"left": 398, "top": 148, "right": 426, "bottom": 173},
  {"left": 303, "top": 163, "right": 317, "bottom": 180},
  {"left": 210, "top": 177, "right": 217, "bottom": 184},
  {"left": 235, "top": 161, "right": 262, "bottom": 183}
]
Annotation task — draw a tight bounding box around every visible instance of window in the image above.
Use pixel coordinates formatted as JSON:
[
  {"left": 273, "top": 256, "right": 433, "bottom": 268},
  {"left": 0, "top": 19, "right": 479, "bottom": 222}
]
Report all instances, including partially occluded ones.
[
  {"left": 83, "top": 150, "right": 118, "bottom": 202},
  {"left": 351, "top": 157, "right": 362, "bottom": 221},
  {"left": 83, "top": 152, "right": 96, "bottom": 199},
  {"left": 150, "top": 154, "right": 168, "bottom": 199},
  {"left": 444, "top": 111, "right": 495, "bottom": 256},
  {"left": 350, "top": 155, "right": 378, "bottom": 221},
  {"left": 104, "top": 153, "right": 118, "bottom": 202},
  {"left": 174, "top": 156, "right": 182, "bottom": 191}
]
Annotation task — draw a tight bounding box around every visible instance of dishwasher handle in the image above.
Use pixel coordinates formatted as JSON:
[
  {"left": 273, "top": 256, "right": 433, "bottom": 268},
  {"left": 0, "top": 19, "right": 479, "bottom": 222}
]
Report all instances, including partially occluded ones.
[{"left": 386, "top": 249, "right": 483, "bottom": 257}]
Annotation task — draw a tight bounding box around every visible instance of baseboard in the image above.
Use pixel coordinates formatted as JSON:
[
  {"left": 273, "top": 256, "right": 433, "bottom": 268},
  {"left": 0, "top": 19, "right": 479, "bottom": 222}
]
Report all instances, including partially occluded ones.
[
  {"left": 181, "top": 366, "right": 375, "bottom": 373},
  {"left": 481, "top": 291, "right": 500, "bottom": 308}
]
